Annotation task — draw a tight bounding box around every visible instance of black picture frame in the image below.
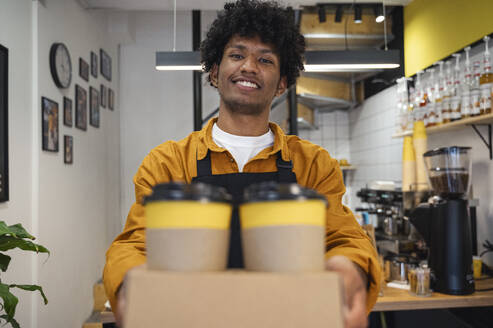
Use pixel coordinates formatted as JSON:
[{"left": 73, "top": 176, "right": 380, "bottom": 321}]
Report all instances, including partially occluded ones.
[
  {"left": 63, "top": 97, "right": 72, "bottom": 127},
  {"left": 75, "top": 84, "right": 87, "bottom": 131},
  {"left": 108, "top": 88, "right": 114, "bottom": 110},
  {"left": 0, "top": 44, "right": 9, "bottom": 202},
  {"left": 79, "top": 57, "right": 89, "bottom": 82},
  {"left": 64, "top": 135, "right": 73, "bottom": 164},
  {"left": 90, "top": 51, "right": 98, "bottom": 78},
  {"left": 100, "top": 84, "right": 106, "bottom": 108},
  {"left": 41, "top": 97, "right": 59, "bottom": 152},
  {"left": 90, "top": 86, "right": 100, "bottom": 128},
  {"left": 100, "top": 49, "right": 112, "bottom": 81}
]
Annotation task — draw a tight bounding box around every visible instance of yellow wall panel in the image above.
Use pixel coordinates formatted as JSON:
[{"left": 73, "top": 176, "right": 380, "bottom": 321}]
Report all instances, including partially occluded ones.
[{"left": 404, "top": 0, "right": 493, "bottom": 77}]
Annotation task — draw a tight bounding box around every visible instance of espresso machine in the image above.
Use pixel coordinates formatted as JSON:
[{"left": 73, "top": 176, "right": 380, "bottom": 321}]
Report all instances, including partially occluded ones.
[{"left": 410, "top": 146, "right": 475, "bottom": 295}]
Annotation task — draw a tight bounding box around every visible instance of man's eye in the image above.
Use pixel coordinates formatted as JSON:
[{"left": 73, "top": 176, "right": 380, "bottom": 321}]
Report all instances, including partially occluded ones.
[
  {"left": 229, "top": 54, "right": 243, "bottom": 59},
  {"left": 260, "top": 58, "right": 273, "bottom": 64}
]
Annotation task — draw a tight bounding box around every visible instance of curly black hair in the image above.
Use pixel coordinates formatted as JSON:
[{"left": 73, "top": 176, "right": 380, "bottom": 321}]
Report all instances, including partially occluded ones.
[{"left": 200, "top": 0, "right": 305, "bottom": 88}]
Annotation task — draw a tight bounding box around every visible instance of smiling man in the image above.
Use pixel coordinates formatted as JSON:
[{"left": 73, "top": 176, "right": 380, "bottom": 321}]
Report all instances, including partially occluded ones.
[{"left": 104, "top": 1, "right": 381, "bottom": 327}]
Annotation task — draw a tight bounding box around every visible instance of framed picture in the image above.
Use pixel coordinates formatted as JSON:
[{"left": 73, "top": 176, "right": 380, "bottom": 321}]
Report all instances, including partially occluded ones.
[
  {"left": 41, "top": 96, "right": 59, "bottom": 152},
  {"left": 75, "top": 84, "right": 87, "bottom": 131},
  {"left": 64, "top": 135, "right": 73, "bottom": 164},
  {"left": 63, "top": 97, "right": 72, "bottom": 127},
  {"left": 100, "top": 49, "right": 111, "bottom": 81},
  {"left": 0, "top": 44, "right": 9, "bottom": 202},
  {"left": 90, "top": 86, "right": 100, "bottom": 128},
  {"left": 90, "top": 51, "right": 98, "bottom": 78},
  {"left": 100, "top": 84, "right": 106, "bottom": 108},
  {"left": 79, "top": 57, "right": 89, "bottom": 82},
  {"left": 108, "top": 88, "right": 114, "bottom": 110}
]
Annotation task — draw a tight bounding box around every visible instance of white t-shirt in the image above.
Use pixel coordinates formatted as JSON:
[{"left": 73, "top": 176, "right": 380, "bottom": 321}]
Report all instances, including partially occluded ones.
[{"left": 212, "top": 123, "right": 274, "bottom": 172}]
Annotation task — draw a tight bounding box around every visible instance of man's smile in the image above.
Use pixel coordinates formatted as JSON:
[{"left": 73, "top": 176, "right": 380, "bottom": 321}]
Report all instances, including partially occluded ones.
[{"left": 232, "top": 77, "right": 261, "bottom": 90}]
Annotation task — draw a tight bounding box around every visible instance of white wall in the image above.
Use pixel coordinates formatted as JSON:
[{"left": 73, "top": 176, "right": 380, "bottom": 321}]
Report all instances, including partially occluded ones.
[
  {"left": 298, "top": 110, "right": 352, "bottom": 205},
  {"left": 36, "top": 0, "right": 121, "bottom": 327},
  {"left": 119, "top": 10, "right": 219, "bottom": 222},
  {"left": 299, "top": 110, "right": 351, "bottom": 161},
  {"left": 0, "top": 0, "right": 121, "bottom": 326},
  {"left": 348, "top": 85, "right": 402, "bottom": 210},
  {"left": 0, "top": 1, "right": 34, "bottom": 326}
]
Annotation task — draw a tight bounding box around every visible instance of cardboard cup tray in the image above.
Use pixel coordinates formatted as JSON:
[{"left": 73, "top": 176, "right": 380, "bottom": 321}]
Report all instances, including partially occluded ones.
[{"left": 125, "top": 268, "right": 344, "bottom": 328}]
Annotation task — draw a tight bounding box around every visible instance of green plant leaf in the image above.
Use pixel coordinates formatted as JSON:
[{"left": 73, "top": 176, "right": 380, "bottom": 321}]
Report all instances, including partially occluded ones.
[
  {"left": 0, "top": 253, "right": 11, "bottom": 272},
  {"left": 9, "top": 284, "right": 48, "bottom": 305},
  {"left": 0, "top": 314, "right": 20, "bottom": 328},
  {"left": 0, "top": 222, "right": 12, "bottom": 237},
  {"left": 0, "top": 236, "right": 50, "bottom": 255},
  {"left": 6, "top": 224, "right": 35, "bottom": 240},
  {"left": 0, "top": 283, "right": 18, "bottom": 323},
  {"left": 0, "top": 221, "right": 35, "bottom": 240}
]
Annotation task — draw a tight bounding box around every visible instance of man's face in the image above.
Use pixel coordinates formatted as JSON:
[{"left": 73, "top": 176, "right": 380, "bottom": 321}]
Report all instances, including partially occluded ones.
[{"left": 211, "top": 35, "right": 287, "bottom": 116}]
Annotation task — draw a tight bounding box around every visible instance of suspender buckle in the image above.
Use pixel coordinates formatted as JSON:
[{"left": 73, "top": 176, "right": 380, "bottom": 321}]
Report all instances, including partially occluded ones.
[{"left": 276, "top": 158, "right": 293, "bottom": 169}]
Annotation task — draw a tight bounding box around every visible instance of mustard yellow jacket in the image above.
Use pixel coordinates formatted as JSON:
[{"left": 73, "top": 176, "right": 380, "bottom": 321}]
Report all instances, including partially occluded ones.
[{"left": 103, "top": 118, "right": 381, "bottom": 313}]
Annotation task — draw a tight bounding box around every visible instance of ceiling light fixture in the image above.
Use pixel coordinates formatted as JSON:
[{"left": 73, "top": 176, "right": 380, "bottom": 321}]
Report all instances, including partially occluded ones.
[
  {"left": 155, "top": 0, "right": 204, "bottom": 71},
  {"left": 155, "top": 50, "right": 401, "bottom": 72},
  {"left": 354, "top": 5, "right": 362, "bottom": 24},
  {"left": 304, "top": 49, "right": 400, "bottom": 72},
  {"left": 374, "top": 4, "right": 385, "bottom": 23},
  {"left": 318, "top": 4, "right": 326, "bottom": 23},
  {"left": 335, "top": 5, "right": 343, "bottom": 23},
  {"left": 156, "top": 51, "right": 202, "bottom": 71}
]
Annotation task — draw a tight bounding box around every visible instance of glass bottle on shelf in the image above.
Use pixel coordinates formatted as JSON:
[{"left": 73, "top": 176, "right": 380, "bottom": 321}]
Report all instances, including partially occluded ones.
[
  {"left": 409, "top": 85, "right": 416, "bottom": 124},
  {"left": 415, "top": 70, "right": 426, "bottom": 123},
  {"left": 450, "top": 53, "right": 462, "bottom": 121},
  {"left": 425, "top": 68, "right": 437, "bottom": 127},
  {"left": 471, "top": 61, "right": 481, "bottom": 116},
  {"left": 442, "top": 60, "right": 453, "bottom": 123},
  {"left": 461, "top": 47, "right": 473, "bottom": 119},
  {"left": 480, "top": 35, "right": 493, "bottom": 115},
  {"left": 435, "top": 61, "right": 445, "bottom": 125}
]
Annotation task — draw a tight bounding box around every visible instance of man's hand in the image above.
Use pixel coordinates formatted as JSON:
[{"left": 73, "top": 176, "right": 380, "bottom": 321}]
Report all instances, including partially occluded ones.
[
  {"left": 326, "top": 255, "right": 368, "bottom": 328},
  {"left": 114, "top": 264, "right": 146, "bottom": 328}
]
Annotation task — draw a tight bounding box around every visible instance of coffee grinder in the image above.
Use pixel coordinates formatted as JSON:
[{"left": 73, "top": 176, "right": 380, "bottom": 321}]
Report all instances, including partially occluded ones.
[{"left": 410, "top": 146, "right": 475, "bottom": 295}]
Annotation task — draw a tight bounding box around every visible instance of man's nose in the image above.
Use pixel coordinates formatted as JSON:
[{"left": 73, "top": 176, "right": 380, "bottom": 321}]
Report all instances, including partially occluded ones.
[{"left": 240, "top": 56, "right": 259, "bottom": 73}]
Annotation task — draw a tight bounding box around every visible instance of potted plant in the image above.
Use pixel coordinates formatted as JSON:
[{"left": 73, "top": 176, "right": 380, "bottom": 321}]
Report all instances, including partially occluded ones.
[{"left": 0, "top": 221, "right": 49, "bottom": 328}]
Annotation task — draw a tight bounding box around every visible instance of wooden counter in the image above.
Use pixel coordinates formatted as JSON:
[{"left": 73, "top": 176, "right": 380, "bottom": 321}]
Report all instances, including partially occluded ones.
[{"left": 373, "top": 278, "right": 493, "bottom": 312}]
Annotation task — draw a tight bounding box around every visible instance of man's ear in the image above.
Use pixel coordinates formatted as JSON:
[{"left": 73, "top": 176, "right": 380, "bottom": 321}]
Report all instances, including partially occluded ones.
[
  {"left": 210, "top": 64, "right": 219, "bottom": 88},
  {"left": 276, "top": 76, "right": 287, "bottom": 97}
]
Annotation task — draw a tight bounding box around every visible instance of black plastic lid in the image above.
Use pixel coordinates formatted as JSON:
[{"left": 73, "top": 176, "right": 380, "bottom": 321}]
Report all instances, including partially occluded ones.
[
  {"left": 143, "top": 182, "right": 232, "bottom": 204},
  {"left": 243, "top": 181, "right": 327, "bottom": 206},
  {"left": 423, "top": 146, "right": 471, "bottom": 157}
]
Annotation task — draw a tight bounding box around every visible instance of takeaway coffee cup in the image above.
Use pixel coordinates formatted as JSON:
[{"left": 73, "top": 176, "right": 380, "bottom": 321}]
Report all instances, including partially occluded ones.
[
  {"left": 240, "top": 182, "right": 327, "bottom": 272},
  {"left": 144, "top": 182, "right": 232, "bottom": 271}
]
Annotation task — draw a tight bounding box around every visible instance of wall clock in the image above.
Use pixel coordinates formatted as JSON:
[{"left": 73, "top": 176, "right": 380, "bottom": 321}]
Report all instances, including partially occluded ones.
[{"left": 49, "top": 43, "right": 72, "bottom": 89}]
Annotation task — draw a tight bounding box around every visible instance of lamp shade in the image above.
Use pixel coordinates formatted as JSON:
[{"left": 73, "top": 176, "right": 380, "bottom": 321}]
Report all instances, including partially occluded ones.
[
  {"left": 155, "top": 49, "right": 400, "bottom": 72},
  {"left": 304, "top": 49, "right": 400, "bottom": 72},
  {"left": 156, "top": 51, "right": 202, "bottom": 71}
]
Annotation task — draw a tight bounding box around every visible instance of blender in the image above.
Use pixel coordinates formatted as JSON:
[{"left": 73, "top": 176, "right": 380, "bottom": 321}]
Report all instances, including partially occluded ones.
[{"left": 409, "top": 146, "right": 475, "bottom": 295}]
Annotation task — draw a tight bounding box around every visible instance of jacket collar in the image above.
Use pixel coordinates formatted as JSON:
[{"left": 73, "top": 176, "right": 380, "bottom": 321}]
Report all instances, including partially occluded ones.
[{"left": 197, "top": 117, "right": 291, "bottom": 162}]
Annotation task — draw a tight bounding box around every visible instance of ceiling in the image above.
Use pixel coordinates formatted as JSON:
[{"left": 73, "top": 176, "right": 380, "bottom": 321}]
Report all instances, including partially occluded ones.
[{"left": 78, "top": 0, "right": 413, "bottom": 11}]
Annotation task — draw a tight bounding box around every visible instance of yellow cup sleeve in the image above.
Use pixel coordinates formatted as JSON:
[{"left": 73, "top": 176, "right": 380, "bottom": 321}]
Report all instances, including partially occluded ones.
[
  {"left": 146, "top": 201, "right": 232, "bottom": 229},
  {"left": 240, "top": 200, "right": 326, "bottom": 229}
]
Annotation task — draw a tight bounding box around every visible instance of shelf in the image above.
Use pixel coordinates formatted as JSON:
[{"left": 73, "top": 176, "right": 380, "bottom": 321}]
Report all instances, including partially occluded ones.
[
  {"left": 297, "top": 117, "right": 318, "bottom": 130},
  {"left": 392, "top": 113, "right": 493, "bottom": 139},
  {"left": 426, "top": 113, "right": 493, "bottom": 134},
  {"left": 341, "top": 166, "right": 356, "bottom": 171},
  {"left": 297, "top": 93, "right": 354, "bottom": 112}
]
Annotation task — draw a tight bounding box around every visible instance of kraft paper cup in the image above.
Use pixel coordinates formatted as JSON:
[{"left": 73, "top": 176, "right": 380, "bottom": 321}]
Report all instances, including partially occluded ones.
[
  {"left": 240, "top": 182, "right": 327, "bottom": 272},
  {"left": 144, "top": 182, "right": 232, "bottom": 271}
]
